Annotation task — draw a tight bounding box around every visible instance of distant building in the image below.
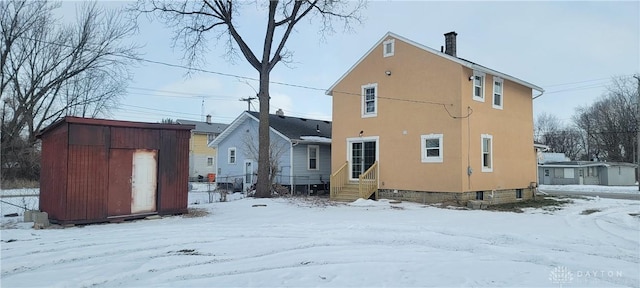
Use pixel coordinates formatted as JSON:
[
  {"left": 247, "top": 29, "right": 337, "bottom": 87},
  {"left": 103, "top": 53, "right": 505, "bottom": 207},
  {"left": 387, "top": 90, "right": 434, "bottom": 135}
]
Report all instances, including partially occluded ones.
[
  {"left": 538, "top": 161, "right": 637, "bottom": 186},
  {"left": 538, "top": 152, "right": 570, "bottom": 164},
  {"left": 177, "top": 115, "right": 228, "bottom": 181}
]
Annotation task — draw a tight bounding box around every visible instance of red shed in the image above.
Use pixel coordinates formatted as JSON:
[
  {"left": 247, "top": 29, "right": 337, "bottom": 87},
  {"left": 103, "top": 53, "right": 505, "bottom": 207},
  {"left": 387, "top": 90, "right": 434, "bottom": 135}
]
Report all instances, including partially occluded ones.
[{"left": 36, "top": 116, "right": 195, "bottom": 225}]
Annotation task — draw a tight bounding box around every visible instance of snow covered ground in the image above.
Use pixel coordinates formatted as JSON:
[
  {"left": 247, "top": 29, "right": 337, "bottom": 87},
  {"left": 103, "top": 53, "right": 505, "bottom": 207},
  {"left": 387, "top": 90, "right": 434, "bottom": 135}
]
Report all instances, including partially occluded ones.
[{"left": 1, "top": 194, "right": 639, "bottom": 287}]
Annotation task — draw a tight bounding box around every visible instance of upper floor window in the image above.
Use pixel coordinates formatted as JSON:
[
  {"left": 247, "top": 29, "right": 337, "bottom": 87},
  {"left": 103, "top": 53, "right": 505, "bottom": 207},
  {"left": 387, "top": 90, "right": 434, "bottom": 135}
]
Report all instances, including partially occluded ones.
[
  {"left": 208, "top": 133, "right": 216, "bottom": 143},
  {"left": 207, "top": 157, "right": 214, "bottom": 166},
  {"left": 228, "top": 147, "right": 236, "bottom": 164},
  {"left": 481, "top": 134, "right": 493, "bottom": 172},
  {"left": 421, "top": 134, "right": 443, "bottom": 163},
  {"left": 308, "top": 145, "right": 319, "bottom": 170},
  {"left": 473, "top": 71, "right": 485, "bottom": 102},
  {"left": 383, "top": 39, "right": 395, "bottom": 57},
  {"left": 361, "top": 83, "right": 378, "bottom": 118},
  {"left": 493, "top": 77, "right": 503, "bottom": 109}
]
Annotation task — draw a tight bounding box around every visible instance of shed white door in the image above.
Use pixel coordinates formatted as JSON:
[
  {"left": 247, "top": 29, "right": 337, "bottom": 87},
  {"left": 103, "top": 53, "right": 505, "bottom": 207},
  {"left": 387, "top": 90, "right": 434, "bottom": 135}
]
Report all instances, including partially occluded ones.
[{"left": 131, "top": 150, "right": 157, "bottom": 214}]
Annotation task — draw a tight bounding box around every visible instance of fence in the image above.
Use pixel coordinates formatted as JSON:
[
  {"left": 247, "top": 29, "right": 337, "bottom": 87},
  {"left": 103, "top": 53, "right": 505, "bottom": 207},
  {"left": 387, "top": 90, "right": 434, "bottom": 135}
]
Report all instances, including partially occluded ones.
[{"left": 1, "top": 189, "right": 39, "bottom": 217}]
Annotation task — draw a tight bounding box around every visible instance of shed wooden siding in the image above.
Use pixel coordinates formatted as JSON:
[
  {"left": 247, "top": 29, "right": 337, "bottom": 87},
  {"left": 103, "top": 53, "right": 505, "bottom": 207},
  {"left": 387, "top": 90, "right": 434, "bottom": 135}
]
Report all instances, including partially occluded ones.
[
  {"left": 39, "top": 123, "right": 68, "bottom": 221},
  {"left": 38, "top": 117, "right": 193, "bottom": 224}
]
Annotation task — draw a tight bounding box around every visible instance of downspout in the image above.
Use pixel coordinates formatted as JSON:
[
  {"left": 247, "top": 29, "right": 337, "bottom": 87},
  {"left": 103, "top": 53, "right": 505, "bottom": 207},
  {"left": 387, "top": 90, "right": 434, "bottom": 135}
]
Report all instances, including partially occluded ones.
[{"left": 290, "top": 140, "right": 298, "bottom": 195}]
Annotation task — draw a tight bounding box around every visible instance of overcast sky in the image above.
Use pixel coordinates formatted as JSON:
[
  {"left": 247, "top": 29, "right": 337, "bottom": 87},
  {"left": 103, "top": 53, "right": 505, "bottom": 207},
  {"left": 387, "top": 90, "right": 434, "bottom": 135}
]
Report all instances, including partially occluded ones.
[{"left": 65, "top": 1, "right": 639, "bottom": 125}]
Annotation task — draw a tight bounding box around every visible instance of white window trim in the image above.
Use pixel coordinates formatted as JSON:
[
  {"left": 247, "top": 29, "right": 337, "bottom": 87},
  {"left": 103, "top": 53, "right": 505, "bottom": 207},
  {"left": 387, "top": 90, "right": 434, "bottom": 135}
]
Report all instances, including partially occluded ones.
[
  {"left": 383, "top": 39, "right": 395, "bottom": 57},
  {"left": 421, "top": 134, "right": 443, "bottom": 163},
  {"left": 361, "top": 83, "right": 378, "bottom": 118},
  {"left": 473, "top": 71, "right": 485, "bottom": 102},
  {"left": 481, "top": 134, "right": 493, "bottom": 172},
  {"left": 307, "top": 145, "right": 319, "bottom": 170},
  {"left": 492, "top": 77, "right": 503, "bottom": 110},
  {"left": 228, "top": 147, "right": 236, "bottom": 164}
]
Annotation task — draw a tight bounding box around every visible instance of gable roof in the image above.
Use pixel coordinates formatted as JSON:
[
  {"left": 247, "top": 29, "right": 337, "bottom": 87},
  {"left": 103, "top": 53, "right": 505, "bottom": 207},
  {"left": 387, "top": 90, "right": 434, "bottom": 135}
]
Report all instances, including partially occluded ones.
[
  {"left": 326, "top": 32, "right": 544, "bottom": 96},
  {"left": 210, "top": 111, "right": 332, "bottom": 147},
  {"left": 176, "top": 119, "right": 228, "bottom": 134}
]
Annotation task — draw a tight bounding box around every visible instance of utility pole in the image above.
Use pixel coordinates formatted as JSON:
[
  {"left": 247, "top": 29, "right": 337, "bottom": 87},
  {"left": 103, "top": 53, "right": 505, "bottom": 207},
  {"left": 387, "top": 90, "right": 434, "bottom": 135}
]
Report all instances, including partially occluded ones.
[
  {"left": 239, "top": 96, "right": 257, "bottom": 112},
  {"left": 634, "top": 75, "right": 640, "bottom": 191}
]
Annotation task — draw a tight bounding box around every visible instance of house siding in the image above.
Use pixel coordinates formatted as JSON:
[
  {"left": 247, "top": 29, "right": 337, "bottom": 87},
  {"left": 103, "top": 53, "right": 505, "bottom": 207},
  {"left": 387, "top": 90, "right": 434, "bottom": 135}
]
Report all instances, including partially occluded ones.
[
  {"left": 291, "top": 144, "right": 331, "bottom": 190},
  {"left": 331, "top": 35, "right": 536, "bottom": 197},
  {"left": 215, "top": 118, "right": 291, "bottom": 188},
  {"left": 189, "top": 133, "right": 216, "bottom": 178}
]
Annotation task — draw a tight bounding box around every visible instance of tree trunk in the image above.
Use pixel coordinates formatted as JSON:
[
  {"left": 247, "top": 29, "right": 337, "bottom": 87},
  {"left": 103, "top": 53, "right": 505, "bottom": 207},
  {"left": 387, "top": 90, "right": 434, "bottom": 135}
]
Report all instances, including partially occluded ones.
[{"left": 255, "top": 70, "right": 271, "bottom": 198}]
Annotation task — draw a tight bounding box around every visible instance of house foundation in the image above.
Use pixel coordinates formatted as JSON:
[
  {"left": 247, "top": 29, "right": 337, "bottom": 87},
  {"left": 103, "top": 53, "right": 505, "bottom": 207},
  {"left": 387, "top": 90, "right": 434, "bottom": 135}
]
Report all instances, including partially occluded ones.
[{"left": 377, "top": 188, "right": 535, "bottom": 206}]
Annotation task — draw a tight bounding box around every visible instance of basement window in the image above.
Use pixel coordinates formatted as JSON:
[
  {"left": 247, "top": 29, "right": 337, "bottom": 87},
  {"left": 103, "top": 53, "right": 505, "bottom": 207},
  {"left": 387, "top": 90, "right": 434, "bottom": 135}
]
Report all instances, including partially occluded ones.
[
  {"left": 476, "top": 191, "right": 484, "bottom": 200},
  {"left": 516, "top": 189, "right": 523, "bottom": 199}
]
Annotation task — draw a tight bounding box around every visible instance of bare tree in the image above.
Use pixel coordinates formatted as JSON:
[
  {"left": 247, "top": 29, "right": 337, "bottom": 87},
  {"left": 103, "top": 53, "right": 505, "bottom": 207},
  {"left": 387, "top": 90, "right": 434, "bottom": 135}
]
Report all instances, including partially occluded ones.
[
  {"left": 134, "top": 0, "right": 364, "bottom": 197},
  {"left": 1, "top": 0, "right": 139, "bottom": 181},
  {"left": 573, "top": 76, "right": 638, "bottom": 162},
  {"left": 242, "top": 130, "right": 288, "bottom": 191}
]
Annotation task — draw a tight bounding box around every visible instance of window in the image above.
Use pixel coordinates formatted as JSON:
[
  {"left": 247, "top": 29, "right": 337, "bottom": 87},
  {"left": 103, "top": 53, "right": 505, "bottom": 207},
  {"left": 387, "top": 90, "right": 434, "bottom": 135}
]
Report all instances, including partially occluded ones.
[
  {"left": 476, "top": 191, "right": 484, "bottom": 200},
  {"left": 554, "top": 169, "right": 564, "bottom": 178},
  {"left": 207, "top": 133, "right": 215, "bottom": 143},
  {"left": 308, "top": 145, "right": 319, "bottom": 170},
  {"left": 481, "top": 134, "right": 493, "bottom": 172},
  {"left": 383, "top": 39, "right": 395, "bottom": 57},
  {"left": 516, "top": 189, "right": 523, "bottom": 199},
  {"left": 492, "top": 77, "right": 503, "bottom": 109},
  {"left": 473, "top": 71, "right": 485, "bottom": 102},
  {"left": 563, "top": 168, "right": 574, "bottom": 179},
  {"left": 544, "top": 169, "right": 550, "bottom": 176},
  {"left": 228, "top": 147, "right": 236, "bottom": 164},
  {"left": 361, "top": 83, "right": 378, "bottom": 117},
  {"left": 421, "top": 134, "right": 443, "bottom": 163},
  {"left": 207, "top": 157, "right": 214, "bottom": 166}
]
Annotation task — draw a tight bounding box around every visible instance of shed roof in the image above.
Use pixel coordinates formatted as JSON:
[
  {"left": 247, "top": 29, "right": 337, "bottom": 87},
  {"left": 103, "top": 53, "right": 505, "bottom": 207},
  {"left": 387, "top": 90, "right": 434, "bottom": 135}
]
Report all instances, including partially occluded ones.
[
  {"left": 36, "top": 116, "right": 195, "bottom": 138},
  {"left": 326, "top": 31, "right": 544, "bottom": 96},
  {"left": 176, "top": 119, "right": 228, "bottom": 134}
]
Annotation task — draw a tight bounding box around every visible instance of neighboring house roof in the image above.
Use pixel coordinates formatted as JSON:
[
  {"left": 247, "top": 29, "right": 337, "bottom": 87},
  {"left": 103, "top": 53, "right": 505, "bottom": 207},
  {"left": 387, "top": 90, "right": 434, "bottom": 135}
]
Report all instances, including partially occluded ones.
[
  {"left": 176, "top": 119, "right": 228, "bottom": 134},
  {"left": 539, "top": 152, "right": 570, "bottom": 163},
  {"left": 325, "top": 31, "right": 544, "bottom": 96},
  {"left": 210, "top": 111, "right": 332, "bottom": 147},
  {"left": 540, "top": 161, "right": 638, "bottom": 168}
]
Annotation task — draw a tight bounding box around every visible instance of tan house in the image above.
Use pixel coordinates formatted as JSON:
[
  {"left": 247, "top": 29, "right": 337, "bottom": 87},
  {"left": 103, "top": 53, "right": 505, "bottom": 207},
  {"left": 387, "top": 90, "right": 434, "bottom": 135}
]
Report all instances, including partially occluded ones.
[
  {"left": 177, "top": 115, "right": 228, "bottom": 181},
  {"left": 327, "top": 32, "right": 544, "bottom": 204}
]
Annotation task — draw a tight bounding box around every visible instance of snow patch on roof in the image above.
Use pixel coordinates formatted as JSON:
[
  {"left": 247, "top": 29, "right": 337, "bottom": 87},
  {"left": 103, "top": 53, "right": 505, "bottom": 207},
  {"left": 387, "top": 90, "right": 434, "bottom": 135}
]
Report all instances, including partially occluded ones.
[{"left": 299, "top": 136, "right": 331, "bottom": 143}]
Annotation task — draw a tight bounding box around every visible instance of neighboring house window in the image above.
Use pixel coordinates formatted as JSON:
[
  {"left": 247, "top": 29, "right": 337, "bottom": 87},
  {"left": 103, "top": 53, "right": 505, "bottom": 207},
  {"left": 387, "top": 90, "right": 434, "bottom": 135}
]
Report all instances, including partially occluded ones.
[
  {"left": 587, "top": 167, "right": 598, "bottom": 177},
  {"left": 516, "top": 189, "right": 523, "bottom": 199},
  {"left": 563, "top": 168, "right": 574, "bottom": 179},
  {"left": 383, "top": 39, "right": 395, "bottom": 57},
  {"left": 207, "top": 157, "right": 214, "bottom": 166},
  {"left": 492, "top": 77, "right": 503, "bottom": 109},
  {"left": 421, "top": 134, "right": 443, "bottom": 163},
  {"left": 473, "top": 71, "right": 485, "bottom": 102},
  {"left": 308, "top": 145, "right": 319, "bottom": 170},
  {"left": 362, "top": 83, "right": 378, "bottom": 117},
  {"left": 228, "top": 147, "right": 236, "bottom": 164},
  {"left": 554, "top": 169, "right": 564, "bottom": 178},
  {"left": 208, "top": 133, "right": 215, "bottom": 143},
  {"left": 481, "top": 134, "right": 493, "bottom": 172}
]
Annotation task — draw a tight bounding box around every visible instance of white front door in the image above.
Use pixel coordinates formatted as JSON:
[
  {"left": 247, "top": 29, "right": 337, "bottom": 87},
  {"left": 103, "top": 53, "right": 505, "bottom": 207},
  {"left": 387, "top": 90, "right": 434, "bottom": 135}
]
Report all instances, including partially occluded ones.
[
  {"left": 347, "top": 137, "right": 378, "bottom": 180},
  {"left": 131, "top": 150, "right": 157, "bottom": 214}
]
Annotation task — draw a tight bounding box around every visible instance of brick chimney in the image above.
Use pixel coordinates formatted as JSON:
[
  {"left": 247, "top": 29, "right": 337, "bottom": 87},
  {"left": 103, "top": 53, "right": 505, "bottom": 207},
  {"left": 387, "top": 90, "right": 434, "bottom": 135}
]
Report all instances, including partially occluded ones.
[
  {"left": 444, "top": 31, "right": 458, "bottom": 57},
  {"left": 206, "top": 114, "right": 212, "bottom": 124},
  {"left": 276, "top": 109, "right": 284, "bottom": 116}
]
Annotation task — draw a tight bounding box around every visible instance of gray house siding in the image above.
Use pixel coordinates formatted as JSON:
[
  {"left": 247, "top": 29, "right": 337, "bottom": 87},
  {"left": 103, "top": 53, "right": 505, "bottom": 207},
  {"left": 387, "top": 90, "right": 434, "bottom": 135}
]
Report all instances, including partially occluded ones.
[
  {"left": 603, "top": 166, "right": 636, "bottom": 186},
  {"left": 290, "top": 144, "right": 331, "bottom": 193},
  {"left": 539, "top": 164, "right": 635, "bottom": 186},
  {"left": 215, "top": 118, "right": 291, "bottom": 190}
]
